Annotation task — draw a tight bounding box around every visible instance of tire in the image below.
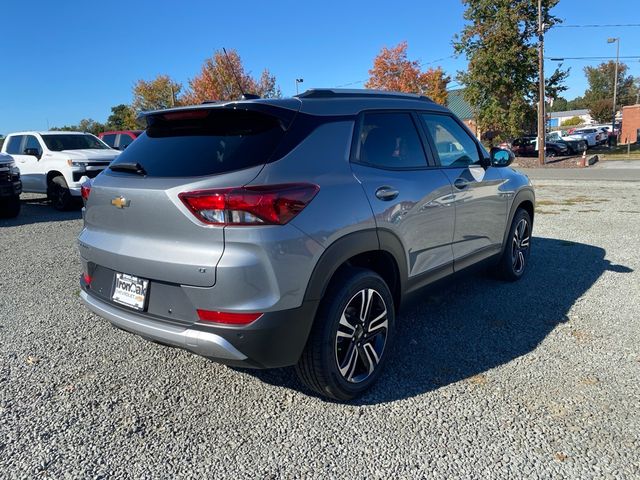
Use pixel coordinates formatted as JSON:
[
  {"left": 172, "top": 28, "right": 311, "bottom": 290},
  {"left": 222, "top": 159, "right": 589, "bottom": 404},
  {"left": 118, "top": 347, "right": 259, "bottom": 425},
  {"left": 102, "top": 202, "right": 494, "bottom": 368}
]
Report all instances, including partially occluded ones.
[
  {"left": 295, "top": 267, "right": 395, "bottom": 401},
  {"left": 0, "top": 195, "right": 20, "bottom": 218},
  {"left": 48, "top": 175, "right": 74, "bottom": 211},
  {"left": 495, "top": 208, "right": 532, "bottom": 281}
]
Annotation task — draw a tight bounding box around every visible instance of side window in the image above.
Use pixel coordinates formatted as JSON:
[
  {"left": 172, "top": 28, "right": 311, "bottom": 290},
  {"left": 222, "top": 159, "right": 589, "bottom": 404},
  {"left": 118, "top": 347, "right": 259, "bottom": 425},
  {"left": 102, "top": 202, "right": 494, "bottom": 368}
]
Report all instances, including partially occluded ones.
[
  {"left": 357, "top": 112, "right": 428, "bottom": 169},
  {"left": 5, "top": 136, "right": 23, "bottom": 155},
  {"left": 420, "top": 114, "right": 481, "bottom": 167},
  {"left": 24, "top": 135, "right": 43, "bottom": 156},
  {"left": 118, "top": 134, "right": 134, "bottom": 149},
  {"left": 102, "top": 134, "right": 117, "bottom": 147}
]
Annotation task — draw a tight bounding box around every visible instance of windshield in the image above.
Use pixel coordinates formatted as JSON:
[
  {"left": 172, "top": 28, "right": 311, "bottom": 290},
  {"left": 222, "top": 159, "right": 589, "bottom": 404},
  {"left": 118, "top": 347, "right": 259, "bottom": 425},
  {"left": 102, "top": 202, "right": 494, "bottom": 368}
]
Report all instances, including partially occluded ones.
[{"left": 41, "top": 134, "right": 109, "bottom": 151}]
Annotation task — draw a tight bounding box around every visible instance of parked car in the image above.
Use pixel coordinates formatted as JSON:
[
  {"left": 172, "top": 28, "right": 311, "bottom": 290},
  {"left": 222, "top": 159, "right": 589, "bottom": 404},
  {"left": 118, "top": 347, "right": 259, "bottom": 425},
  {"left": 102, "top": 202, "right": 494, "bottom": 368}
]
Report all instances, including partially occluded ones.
[
  {"left": 98, "top": 130, "right": 144, "bottom": 151},
  {"left": 595, "top": 127, "right": 609, "bottom": 145},
  {"left": 546, "top": 131, "right": 587, "bottom": 154},
  {"left": 570, "top": 128, "right": 599, "bottom": 147},
  {"left": 78, "top": 89, "right": 535, "bottom": 400},
  {"left": 0, "top": 152, "right": 21, "bottom": 218},
  {"left": 508, "top": 136, "right": 569, "bottom": 157},
  {"left": 1, "top": 131, "right": 120, "bottom": 210}
]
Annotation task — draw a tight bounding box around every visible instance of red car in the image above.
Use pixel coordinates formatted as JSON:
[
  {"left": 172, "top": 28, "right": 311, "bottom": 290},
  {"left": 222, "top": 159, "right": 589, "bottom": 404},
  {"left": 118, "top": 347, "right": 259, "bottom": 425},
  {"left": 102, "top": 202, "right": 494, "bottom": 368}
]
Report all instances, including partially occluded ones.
[{"left": 98, "top": 130, "right": 144, "bottom": 150}]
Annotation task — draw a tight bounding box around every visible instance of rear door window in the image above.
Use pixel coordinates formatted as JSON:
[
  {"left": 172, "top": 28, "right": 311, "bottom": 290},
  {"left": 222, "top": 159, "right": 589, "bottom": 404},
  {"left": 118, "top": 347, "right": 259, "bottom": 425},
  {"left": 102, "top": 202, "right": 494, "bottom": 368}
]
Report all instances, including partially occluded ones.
[
  {"left": 5, "top": 136, "right": 23, "bottom": 155},
  {"left": 110, "top": 108, "right": 288, "bottom": 177}
]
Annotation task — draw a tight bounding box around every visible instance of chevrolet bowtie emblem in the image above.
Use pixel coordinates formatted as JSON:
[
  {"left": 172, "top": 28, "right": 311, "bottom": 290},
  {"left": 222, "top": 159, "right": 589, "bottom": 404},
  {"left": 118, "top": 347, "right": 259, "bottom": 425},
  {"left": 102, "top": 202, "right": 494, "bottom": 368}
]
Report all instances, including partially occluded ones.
[{"left": 111, "top": 197, "right": 130, "bottom": 209}]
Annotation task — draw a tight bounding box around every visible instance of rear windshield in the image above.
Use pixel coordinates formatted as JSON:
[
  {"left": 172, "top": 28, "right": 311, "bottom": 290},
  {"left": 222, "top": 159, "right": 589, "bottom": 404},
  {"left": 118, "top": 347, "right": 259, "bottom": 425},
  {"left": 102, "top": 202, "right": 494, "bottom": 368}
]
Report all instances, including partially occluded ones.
[
  {"left": 42, "top": 134, "right": 109, "bottom": 151},
  {"left": 109, "top": 108, "right": 287, "bottom": 177}
]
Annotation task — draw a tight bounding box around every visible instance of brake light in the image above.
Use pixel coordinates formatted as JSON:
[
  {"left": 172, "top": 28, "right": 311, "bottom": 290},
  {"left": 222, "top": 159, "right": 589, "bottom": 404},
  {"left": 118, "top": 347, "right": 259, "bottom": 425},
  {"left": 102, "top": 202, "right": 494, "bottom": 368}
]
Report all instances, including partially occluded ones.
[
  {"left": 179, "top": 183, "right": 319, "bottom": 226},
  {"left": 82, "top": 272, "right": 92, "bottom": 286},
  {"left": 81, "top": 180, "right": 92, "bottom": 203},
  {"left": 197, "top": 310, "right": 262, "bottom": 325},
  {"left": 162, "top": 110, "right": 209, "bottom": 121}
]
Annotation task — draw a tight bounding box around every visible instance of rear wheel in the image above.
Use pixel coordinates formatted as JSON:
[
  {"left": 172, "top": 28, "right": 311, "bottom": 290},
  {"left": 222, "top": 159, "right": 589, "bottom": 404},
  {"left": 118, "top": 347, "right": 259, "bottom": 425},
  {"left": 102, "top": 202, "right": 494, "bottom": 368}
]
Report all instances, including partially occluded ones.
[
  {"left": 0, "top": 195, "right": 20, "bottom": 218},
  {"left": 48, "top": 175, "right": 74, "bottom": 211},
  {"left": 295, "top": 267, "right": 395, "bottom": 401},
  {"left": 495, "top": 208, "right": 532, "bottom": 281}
]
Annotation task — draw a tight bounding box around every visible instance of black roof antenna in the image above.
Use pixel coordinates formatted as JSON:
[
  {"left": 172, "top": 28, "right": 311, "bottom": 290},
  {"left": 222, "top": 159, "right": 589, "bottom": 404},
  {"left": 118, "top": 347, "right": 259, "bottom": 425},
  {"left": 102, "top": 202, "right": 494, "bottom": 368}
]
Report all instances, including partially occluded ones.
[{"left": 222, "top": 48, "right": 260, "bottom": 100}]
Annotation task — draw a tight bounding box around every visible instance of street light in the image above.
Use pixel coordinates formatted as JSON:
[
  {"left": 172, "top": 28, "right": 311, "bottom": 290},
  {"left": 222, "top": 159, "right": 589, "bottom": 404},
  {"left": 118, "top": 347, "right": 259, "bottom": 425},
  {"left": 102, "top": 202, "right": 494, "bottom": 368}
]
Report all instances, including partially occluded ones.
[
  {"left": 607, "top": 37, "right": 620, "bottom": 140},
  {"left": 295, "top": 78, "right": 304, "bottom": 95}
]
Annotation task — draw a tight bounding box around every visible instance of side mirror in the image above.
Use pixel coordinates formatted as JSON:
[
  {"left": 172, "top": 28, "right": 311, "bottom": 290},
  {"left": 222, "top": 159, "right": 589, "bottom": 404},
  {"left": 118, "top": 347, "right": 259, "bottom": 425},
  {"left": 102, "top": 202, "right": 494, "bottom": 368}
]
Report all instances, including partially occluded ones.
[
  {"left": 23, "top": 148, "right": 42, "bottom": 159},
  {"left": 490, "top": 147, "right": 514, "bottom": 167}
]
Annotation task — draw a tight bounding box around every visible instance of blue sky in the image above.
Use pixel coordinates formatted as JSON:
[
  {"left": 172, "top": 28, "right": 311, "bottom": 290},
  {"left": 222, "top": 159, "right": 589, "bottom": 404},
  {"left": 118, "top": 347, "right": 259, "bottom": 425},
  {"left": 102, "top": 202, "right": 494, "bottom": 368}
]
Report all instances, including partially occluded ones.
[{"left": 1, "top": 0, "right": 638, "bottom": 134}]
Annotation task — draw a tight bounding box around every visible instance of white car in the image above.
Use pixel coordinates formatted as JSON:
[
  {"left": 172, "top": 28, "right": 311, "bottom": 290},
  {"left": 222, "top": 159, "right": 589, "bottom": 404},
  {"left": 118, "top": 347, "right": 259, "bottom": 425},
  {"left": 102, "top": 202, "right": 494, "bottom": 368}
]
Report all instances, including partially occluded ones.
[
  {"left": 1, "top": 131, "right": 120, "bottom": 210},
  {"left": 568, "top": 128, "right": 599, "bottom": 147}
]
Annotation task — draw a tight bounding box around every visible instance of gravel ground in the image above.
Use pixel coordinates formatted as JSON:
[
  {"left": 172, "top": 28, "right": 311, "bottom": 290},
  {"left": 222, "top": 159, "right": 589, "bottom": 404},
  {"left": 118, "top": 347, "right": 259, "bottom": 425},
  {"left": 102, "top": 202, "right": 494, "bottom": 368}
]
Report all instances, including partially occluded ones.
[{"left": 1, "top": 186, "right": 638, "bottom": 479}]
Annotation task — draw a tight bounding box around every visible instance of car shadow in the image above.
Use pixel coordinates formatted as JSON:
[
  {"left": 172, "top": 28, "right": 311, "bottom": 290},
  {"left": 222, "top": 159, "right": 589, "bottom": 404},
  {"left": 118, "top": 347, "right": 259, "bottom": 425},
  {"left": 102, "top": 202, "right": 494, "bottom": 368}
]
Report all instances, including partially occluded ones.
[
  {"left": 239, "top": 237, "right": 632, "bottom": 404},
  {"left": 0, "top": 196, "right": 82, "bottom": 227}
]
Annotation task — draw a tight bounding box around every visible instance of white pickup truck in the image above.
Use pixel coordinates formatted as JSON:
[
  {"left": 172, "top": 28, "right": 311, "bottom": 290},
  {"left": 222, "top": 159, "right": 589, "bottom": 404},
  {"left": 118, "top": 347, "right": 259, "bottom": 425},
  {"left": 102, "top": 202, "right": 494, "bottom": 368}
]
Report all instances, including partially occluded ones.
[{"left": 1, "top": 131, "right": 120, "bottom": 210}]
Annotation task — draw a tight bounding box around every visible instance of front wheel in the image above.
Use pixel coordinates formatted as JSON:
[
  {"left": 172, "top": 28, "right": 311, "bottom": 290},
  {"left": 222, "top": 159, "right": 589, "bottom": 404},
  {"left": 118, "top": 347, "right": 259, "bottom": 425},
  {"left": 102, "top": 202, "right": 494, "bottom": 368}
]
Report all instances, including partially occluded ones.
[
  {"left": 494, "top": 208, "right": 532, "bottom": 281},
  {"left": 48, "top": 175, "right": 74, "bottom": 211},
  {"left": 295, "top": 267, "right": 395, "bottom": 401}
]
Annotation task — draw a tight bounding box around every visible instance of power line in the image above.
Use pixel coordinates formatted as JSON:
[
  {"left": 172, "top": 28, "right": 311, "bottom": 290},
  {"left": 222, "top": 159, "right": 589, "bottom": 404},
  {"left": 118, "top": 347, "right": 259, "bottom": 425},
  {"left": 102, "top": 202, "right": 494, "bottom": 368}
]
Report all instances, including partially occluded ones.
[
  {"left": 547, "top": 55, "right": 640, "bottom": 61},
  {"left": 552, "top": 23, "right": 640, "bottom": 28}
]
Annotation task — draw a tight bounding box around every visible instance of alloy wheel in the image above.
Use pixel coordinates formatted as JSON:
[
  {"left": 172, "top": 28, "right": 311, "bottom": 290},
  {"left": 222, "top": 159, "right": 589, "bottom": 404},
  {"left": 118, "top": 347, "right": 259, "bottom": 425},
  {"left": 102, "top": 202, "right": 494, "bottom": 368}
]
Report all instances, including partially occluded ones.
[
  {"left": 335, "top": 288, "right": 388, "bottom": 383},
  {"left": 512, "top": 218, "right": 530, "bottom": 274}
]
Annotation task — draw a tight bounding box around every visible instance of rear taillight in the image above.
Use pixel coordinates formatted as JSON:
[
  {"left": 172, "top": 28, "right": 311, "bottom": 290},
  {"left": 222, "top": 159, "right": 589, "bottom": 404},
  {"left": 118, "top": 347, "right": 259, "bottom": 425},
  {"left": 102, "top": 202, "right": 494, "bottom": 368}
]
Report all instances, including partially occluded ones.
[
  {"left": 81, "top": 180, "right": 92, "bottom": 203},
  {"left": 197, "top": 310, "right": 262, "bottom": 325},
  {"left": 179, "top": 183, "right": 319, "bottom": 226},
  {"left": 82, "top": 272, "right": 92, "bottom": 286}
]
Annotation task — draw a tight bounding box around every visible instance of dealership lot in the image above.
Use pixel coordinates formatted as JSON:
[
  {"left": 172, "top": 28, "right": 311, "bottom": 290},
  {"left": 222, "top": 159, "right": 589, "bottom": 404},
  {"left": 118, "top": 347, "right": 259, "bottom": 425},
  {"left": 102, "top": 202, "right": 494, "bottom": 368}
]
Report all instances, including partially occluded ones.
[{"left": 1, "top": 180, "right": 638, "bottom": 478}]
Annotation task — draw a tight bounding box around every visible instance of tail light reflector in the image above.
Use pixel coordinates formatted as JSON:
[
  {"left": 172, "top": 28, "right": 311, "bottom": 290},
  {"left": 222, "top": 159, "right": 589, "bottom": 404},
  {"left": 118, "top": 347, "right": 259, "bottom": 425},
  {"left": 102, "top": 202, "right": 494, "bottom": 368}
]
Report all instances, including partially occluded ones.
[
  {"left": 81, "top": 180, "right": 92, "bottom": 203},
  {"left": 197, "top": 310, "right": 262, "bottom": 325},
  {"left": 82, "top": 273, "right": 92, "bottom": 286},
  {"left": 179, "top": 183, "right": 319, "bottom": 226}
]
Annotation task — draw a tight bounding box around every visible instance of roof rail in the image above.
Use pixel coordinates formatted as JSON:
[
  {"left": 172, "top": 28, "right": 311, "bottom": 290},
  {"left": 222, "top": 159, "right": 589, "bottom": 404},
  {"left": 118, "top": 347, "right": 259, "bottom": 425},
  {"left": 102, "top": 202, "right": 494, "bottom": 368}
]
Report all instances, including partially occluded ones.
[{"left": 297, "top": 88, "right": 434, "bottom": 102}]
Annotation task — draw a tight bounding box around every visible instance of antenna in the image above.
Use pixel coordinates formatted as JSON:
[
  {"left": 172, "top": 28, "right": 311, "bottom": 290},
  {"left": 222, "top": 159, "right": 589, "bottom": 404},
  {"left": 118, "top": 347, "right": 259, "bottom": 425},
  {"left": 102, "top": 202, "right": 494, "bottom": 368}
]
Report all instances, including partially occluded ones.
[{"left": 222, "top": 47, "right": 246, "bottom": 98}]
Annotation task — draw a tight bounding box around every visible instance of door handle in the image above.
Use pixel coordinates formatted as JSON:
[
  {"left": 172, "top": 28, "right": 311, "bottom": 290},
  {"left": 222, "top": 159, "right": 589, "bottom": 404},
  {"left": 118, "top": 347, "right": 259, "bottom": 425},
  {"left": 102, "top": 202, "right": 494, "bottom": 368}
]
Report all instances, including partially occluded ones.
[
  {"left": 375, "top": 186, "right": 399, "bottom": 201},
  {"left": 453, "top": 178, "right": 470, "bottom": 190}
]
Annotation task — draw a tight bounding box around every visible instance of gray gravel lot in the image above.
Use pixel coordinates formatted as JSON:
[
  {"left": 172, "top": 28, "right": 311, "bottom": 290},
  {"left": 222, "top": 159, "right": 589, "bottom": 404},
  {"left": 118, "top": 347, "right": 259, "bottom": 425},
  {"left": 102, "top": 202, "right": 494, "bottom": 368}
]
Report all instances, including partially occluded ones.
[{"left": 1, "top": 183, "right": 639, "bottom": 479}]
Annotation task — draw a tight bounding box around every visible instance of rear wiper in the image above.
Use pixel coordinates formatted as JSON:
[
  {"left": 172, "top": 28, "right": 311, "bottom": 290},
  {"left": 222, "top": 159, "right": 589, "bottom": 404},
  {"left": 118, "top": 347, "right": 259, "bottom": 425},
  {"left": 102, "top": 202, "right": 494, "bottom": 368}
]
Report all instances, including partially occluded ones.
[{"left": 109, "top": 162, "right": 147, "bottom": 175}]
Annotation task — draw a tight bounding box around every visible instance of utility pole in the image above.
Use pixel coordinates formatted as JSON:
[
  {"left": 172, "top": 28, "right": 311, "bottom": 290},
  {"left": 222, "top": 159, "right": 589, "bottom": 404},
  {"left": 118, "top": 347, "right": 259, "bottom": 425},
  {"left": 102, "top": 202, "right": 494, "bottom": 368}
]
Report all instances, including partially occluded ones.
[
  {"left": 607, "top": 38, "right": 620, "bottom": 137},
  {"left": 537, "top": 0, "right": 546, "bottom": 166}
]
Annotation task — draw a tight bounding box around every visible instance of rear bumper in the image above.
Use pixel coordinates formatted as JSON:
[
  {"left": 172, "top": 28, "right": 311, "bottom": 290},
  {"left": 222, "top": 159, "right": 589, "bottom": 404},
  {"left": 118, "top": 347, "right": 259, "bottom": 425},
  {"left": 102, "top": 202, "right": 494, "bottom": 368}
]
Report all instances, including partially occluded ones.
[{"left": 80, "top": 289, "right": 319, "bottom": 368}]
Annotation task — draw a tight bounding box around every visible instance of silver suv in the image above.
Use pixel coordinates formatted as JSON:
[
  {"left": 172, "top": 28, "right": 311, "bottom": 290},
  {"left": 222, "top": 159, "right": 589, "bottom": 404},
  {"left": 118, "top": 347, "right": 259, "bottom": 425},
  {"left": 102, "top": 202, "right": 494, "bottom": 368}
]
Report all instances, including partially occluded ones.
[{"left": 78, "top": 89, "right": 534, "bottom": 400}]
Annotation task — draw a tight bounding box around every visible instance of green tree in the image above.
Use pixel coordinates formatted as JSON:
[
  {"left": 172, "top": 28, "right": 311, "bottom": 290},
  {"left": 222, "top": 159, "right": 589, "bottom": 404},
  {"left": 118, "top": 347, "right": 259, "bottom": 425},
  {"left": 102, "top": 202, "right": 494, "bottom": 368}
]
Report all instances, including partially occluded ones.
[
  {"left": 584, "top": 61, "right": 636, "bottom": 107},
  {"left": 561, "top": 116, "right": 584, "bottom": 127},
  {"left": 51, "top": 119, "right": 105, "bottom": 135},
  {"left": 589, "top": 98, "right": 614, "bottom": 124},
  {"left": 453, "top": 0, "right": 568, "bottom": 141},
  {"left": 132, "top": 74, "right": 182, "bottom": 112},
  {"left": 106, "top": 104, "right": 138, "bottom": 130}
]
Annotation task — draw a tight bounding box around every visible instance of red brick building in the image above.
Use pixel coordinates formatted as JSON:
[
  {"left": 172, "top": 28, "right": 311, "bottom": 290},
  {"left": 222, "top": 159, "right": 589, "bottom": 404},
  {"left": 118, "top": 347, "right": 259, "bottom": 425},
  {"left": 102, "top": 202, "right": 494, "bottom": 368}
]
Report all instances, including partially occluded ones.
[{"left": 621, "top": 105, "right": 640, "bottom": 144}]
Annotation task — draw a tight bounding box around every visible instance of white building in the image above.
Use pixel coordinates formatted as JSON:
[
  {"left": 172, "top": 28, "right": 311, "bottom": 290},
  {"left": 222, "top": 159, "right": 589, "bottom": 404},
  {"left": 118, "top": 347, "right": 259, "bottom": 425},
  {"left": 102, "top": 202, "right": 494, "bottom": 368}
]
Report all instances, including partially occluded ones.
[{"left": 548, "top": 109, "right": 592, "bottom": 128}]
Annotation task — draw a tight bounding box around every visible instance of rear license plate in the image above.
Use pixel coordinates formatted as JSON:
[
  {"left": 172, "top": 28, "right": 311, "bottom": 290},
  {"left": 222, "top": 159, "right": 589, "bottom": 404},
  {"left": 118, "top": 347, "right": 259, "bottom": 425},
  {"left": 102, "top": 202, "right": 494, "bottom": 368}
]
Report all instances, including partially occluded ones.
[{"left": 112, "top": 273, "right": 149, "bottom": 311}]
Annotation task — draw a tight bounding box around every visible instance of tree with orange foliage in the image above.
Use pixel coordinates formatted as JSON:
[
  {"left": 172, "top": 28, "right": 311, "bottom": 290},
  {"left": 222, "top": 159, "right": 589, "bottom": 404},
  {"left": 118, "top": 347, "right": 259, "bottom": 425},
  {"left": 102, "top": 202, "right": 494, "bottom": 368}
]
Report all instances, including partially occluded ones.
[
  {"left": 365, "top": 41, "right": 450, "bottom": 105},
  {"left": 182, "top": 49, "right": 281, "bottom": 104}
]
